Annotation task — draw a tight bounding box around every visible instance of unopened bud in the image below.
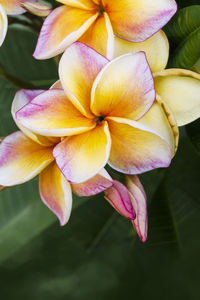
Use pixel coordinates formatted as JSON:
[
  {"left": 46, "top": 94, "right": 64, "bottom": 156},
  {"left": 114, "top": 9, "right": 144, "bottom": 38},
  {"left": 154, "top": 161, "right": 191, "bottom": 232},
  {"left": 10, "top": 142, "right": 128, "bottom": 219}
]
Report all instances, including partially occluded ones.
[{"left": 21, "top": 1, "right": 52, "bottom": 17}]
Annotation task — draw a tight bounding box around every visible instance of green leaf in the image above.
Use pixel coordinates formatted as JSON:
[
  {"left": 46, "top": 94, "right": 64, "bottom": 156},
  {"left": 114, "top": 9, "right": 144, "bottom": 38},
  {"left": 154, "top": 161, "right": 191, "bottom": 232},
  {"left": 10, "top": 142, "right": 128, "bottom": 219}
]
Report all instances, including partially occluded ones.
[
  {"left": 146, "top": 180, "right": 181, "bottom": 250},
  {"left": 186, "top": 119, "right": 200, "bottom": 154},
  {"left": 0, "top": 78, "right": 17, "bottom": 136},
  {"left": 176, "top": 0, "right": 200, "bottom": 8},
  {"left": 164, "top": 6, "right": 200, "bottom": 70},
  {"left": 0, "top": 24, "right": 58, "bottom": 88}
]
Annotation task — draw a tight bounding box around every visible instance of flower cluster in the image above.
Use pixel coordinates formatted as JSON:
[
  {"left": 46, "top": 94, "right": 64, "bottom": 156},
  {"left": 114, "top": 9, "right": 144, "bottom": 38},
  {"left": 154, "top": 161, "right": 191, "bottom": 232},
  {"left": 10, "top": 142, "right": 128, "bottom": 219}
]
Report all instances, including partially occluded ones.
[{"left": 0, "top": 0, "right": 200, "bottom": 243}]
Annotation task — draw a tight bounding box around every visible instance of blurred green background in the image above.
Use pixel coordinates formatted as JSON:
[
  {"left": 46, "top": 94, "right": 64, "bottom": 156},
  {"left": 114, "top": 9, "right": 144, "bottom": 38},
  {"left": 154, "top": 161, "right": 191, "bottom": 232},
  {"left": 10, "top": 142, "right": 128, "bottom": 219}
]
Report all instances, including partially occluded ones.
[{"left": 0, "top": 0, "right": 200, "bottom": 298}]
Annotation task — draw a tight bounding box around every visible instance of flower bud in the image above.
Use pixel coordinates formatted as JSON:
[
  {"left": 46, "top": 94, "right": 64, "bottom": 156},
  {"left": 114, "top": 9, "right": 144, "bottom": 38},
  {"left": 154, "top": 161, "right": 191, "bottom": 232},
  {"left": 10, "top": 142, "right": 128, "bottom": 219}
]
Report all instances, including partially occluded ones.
[{"left": 21, "top": 1, "right": 52, "bottom": 17}]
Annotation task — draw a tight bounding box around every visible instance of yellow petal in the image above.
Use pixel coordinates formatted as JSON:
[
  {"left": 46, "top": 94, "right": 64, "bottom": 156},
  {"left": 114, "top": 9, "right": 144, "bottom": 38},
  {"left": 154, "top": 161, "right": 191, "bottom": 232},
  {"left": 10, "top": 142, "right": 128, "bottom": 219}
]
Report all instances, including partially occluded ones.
[
  {"left": 34, "top": 5, "right": 98, "bottom": 59},
  {"left": 154, "top": 69, "right": 200, "bottom": 126},
  {"left": 59, "top": 42, "right": 108, "bottom": 118},
  {"left": 16, "top": 89, "right": 96, "bottom": 137},
  {"left": 56, "top": 0, "right": 96, "bottom": 10},
  {"left": 113, "top": 30, "right": 169, "bottom": 73},
  {"left": 0, "top": 131, "right": 54, "bottom": 186},
  {"left": 138, "top": 97, "right": 179, "bottom": 156},
  {"left": 107, "top": 117, "right": 172, "bottom": 174},
  {"left": 0, "top": 5, "right": 7, "bottom": 47},
  {"left": 91, "top": 52, "right": 155, "bottom": 120},
  {"left": 102, "top": 0, "right": 177, "bottom": 42},
  {"left": 53, "top": 121, "right": 111, "bottom": 184},
  {"left": 39, "top": 162, "right": 72, "bottom": 226},
  {"left": 79, "top": 12, "right": 114, "bottom": 59}
]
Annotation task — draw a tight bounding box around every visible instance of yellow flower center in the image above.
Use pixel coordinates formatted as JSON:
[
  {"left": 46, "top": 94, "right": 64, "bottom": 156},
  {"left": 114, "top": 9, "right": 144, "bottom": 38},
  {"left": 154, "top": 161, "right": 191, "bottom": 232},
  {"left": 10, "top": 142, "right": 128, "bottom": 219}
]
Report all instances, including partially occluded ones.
[
  {"left": 97, "top": 4, "right": 106, "bottom": 16},
  {"left": 95, "top": 115, "right": 105, "bottom": 124}
]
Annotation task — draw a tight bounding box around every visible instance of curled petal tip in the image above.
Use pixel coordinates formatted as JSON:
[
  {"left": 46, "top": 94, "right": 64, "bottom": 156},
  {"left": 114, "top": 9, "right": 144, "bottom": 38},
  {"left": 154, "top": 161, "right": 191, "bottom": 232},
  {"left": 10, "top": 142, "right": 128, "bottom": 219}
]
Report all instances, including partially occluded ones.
[
  {"left": 72, "top": 168, "right": 113, "bottom": 197},
  {"left": 104, "top": 180, "right": 136, "bottom": 220},
  {"left": 126, "top": 175, "right": 148, "bottom": 242}
]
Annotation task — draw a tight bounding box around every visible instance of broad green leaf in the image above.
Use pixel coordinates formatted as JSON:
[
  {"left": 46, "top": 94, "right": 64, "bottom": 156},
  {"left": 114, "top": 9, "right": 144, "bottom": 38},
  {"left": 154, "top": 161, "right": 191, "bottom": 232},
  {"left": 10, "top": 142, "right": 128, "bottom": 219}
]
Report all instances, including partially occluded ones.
[
  {"left": 176, "top": 0, "right": 200, "bottom": 8},
  {"left": 186, "top": 119, "right": 200, "bottom": 154},
  {"left": 165, "top": 6, "right": 200, "bottom": 43},
  {"left": 0, "top": 78, "right": 17, "bottom": 135},
  {"left": 165, "top": 6, "right": 200, "bottom": 70},
  {"left": 0, "top": 24, "right": 58, "bottom": 88},
  {"left": 146, "top": 180, "right": 181, "bottom": 249}
]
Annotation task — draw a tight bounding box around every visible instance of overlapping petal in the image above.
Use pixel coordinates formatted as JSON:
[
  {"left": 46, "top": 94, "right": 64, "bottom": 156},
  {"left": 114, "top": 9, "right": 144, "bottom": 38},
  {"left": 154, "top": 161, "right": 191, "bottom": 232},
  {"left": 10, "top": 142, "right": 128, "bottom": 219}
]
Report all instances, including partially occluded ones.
[
  {"left": 39, "top": 162, "right": 72, "bottom": 226},
  {"left": 1, "top": 0, "right": 26, "bottom": 15},
  {"left": 154, "top": 69, "right": 200, "bottom": 126},
  {"left": 104, "top": 180, "right": 136, "bottom": 220},
  {"left": 79, "top": 12, "right": 114, "bottom": 59},
  {"left": 126, "top": 175, "right": 147, "bottom": 242},
  {"left": 91, "top": 52, "right": 155, "bottom": 120},
  {"left": 113, "top": 31, "right": 169, "bottom": 73},
  {"left": 11, "top": 89, "right": 57, "bottom": 146},
  {"left": 0, "top": 131, "right": 54, "bottom": 186},
  {"left": 59, "top": 42, "right": 108, "bottom": 118},
  {"left": 53, "top": 121, "right": 111, "bottom": 184},
  {"left": 72, "top": 168, "right": 113, "bottom": 196},
  {"left": 0, "top": 5, "right": 7, "bottom": 47},
  {"left": 138, "top": 100, "right": 178, "bottom": 155},
  {"left": 107, "top": 117, "right": 172, "bottom": 174},
  {"left": 103, "top": 0, "right": 177, "bottom": 42},
  {"left": 16, "top": 89, "right": 96, "bottom": 137},
  {"left": 33, "top": 5, "right": 98, "bottom": 59}
]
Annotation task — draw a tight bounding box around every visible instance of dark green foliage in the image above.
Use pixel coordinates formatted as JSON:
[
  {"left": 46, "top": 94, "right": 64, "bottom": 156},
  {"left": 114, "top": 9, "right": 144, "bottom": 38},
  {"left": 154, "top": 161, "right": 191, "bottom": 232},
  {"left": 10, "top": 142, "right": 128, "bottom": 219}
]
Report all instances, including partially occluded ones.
[{"left": 165, "top": 5, "right": 200, "bottom": 70}]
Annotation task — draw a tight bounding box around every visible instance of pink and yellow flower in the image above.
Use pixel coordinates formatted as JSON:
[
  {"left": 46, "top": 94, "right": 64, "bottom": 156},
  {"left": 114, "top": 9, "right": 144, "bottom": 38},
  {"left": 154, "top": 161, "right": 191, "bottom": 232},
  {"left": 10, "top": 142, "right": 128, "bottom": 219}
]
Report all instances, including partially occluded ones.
[
  {"left": 0, "top": 0, "right": 34, "bottom": 46},
  {"left": 17, "top": 42, "right": 173, "bottom": 186},
  {"left": 0, "top": 89, "right": 115, "bottom": 225},
  {"left": 33, "top": 0, "right": 177, "bottom": 59}
]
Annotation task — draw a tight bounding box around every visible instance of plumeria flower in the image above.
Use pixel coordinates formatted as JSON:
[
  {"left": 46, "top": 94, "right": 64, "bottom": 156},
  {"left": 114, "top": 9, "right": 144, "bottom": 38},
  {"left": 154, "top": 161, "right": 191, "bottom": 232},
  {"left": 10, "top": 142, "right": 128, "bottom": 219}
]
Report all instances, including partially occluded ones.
[
  {"left": 0, "top": 0, "right": 34, "bottom": 46},
  {"left": 33, "top": 0, "right": 177, "bottom": 59},
  {"left": 105, "top": 175, "right": 148, "bottom": 242},
  {"left": 0, "top": 89, "right": 115, "bottom": 226},
  {"left": 111, "top": 30, "right": 200, "bottom": 128},
  {"left": 16, "top": 42, "right": 174, "bottom": 186}
]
